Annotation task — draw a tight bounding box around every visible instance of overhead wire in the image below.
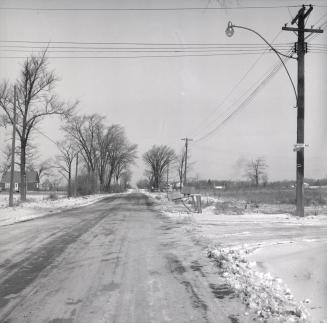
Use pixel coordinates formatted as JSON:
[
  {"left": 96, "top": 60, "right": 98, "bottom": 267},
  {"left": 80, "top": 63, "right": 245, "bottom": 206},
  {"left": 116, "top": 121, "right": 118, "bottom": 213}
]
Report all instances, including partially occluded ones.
[
  {"left": 33, "top": 128, "right": 60, "bottom": 147},
  {"left": 192, "top": 47, "right": 293, "bottom": 143},
  {"left": 194, "top": 55, "right": 291, "bottom": 143},
  {"left": 0, "top": 41, "right": 293, "bottom": 58},
  {"left": 0, "top": 40, "right": 294, "bottom": 46},
  {"left": 0, "top": 5, "right": 307, "bottom": 12},
  {"left": 190, "top": 30, "right": 288, "bottom": 138},
  {"left": 192, "top": 10, "right": 326, "bottom": 143},
  {"left": 0, "top": 44, "right": 294, "bottom": 50},
  {"left": 0, "top": 53, "right": 295, "bottom": 59}
]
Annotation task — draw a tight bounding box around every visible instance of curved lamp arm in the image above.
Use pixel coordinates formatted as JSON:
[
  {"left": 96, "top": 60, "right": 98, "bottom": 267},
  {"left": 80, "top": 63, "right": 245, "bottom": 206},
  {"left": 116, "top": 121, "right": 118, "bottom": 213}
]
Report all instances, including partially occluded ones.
[{"left": 226, "top": 21, "right": 298, "bottom": 105}]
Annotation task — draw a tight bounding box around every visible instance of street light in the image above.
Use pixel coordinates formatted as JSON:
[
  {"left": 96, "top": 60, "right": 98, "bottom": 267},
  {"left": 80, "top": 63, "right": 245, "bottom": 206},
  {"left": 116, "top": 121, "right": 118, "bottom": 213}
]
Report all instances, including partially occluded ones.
[
  {"left": 225, "top": 21, "right": 297, "bottom": 103},
  {"left": 225, "top": 21, "right": 301, "bottom": 214},
  {"left": 225, "top": 8, "right": 323, "bottom": 218},
  {"left": 225, "top": 22, "right": 234, "bottom": 37}
]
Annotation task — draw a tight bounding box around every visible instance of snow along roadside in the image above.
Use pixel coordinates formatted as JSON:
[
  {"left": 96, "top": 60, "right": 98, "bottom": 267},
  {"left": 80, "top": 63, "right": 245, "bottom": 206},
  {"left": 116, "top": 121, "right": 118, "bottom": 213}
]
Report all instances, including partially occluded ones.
[
  {"left": 149, "top": 193, "right": 311, "bottom": 322},
  {"left": 207, "top": 247, "right": 308, "bottom": 322},
  {"left": 0, "top": 194, "right": 109, "bottom": 227}
]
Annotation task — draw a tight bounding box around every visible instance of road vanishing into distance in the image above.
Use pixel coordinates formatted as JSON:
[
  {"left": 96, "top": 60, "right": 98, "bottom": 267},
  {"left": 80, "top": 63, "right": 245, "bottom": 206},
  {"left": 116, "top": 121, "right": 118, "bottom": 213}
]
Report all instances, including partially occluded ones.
[{"left": 0, "top": 193, "right": 253, "bottom": 323}]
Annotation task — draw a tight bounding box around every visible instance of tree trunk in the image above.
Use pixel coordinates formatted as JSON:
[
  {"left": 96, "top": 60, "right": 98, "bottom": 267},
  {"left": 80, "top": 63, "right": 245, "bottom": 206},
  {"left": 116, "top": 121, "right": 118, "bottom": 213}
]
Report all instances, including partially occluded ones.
[
  {"left": 20, "top": 142, "right": 27, "bottom": 202},
  {"left": 67, "top": 169, "right": 72, "bottom": 198},
  {"left": 107, "top": 169, "right": 114, "bottom": 192},
  {"left": 154, "top": 172, "right": 160, "bottom": 190},
  {"left": 98, "top": 171, "right": 104, "bottom": 193}
]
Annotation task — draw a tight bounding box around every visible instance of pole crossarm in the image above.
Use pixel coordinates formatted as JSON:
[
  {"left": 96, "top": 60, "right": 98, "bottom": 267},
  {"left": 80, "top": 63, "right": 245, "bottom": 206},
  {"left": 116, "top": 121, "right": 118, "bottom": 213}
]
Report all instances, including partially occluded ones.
[
  {"left": 282, "top": 26, "right": 323, "bottom": 33},
  {"left": 228, "top": 23, "right": 298, "bottom": 105}
]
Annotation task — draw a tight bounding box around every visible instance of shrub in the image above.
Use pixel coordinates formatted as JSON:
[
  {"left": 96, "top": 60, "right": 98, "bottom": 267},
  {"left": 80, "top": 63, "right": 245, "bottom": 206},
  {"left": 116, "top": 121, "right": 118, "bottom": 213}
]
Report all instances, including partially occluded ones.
[
  {"left": 47, "top": 192, "right": 58, "bottom": 200},
  {"left": 76, "top": 174, "right": 98, "bottom": 196},
  {"left": 215, "top": 201, "right": 244, "bottom": 215},
  {"left": 109, "top": 184, "right": 125, "bottom": 193}
]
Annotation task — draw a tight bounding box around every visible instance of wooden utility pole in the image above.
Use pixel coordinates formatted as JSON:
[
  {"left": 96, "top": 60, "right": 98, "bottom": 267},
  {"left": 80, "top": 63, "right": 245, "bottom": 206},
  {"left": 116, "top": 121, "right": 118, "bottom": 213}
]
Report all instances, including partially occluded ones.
[
  {"left": 282, "top": 5, "right": 323, "bottom": 217},
  {"left": 166, "top": 161, "right": 169, "bottom": 198},
  {"left": 74, "top": 152, "right": 79, "bottom": 197},
  {"left": 181, "top": 138, "right": 193, "bottom": 186},
  {"left": 9, "top": 86, "right": 17, "bottom": 207}
]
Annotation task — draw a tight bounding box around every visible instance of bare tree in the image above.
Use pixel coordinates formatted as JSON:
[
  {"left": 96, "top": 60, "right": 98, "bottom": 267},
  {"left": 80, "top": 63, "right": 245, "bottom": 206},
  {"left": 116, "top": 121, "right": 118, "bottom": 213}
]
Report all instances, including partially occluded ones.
[
  {"left": 0, "top": 144, "right": 12, "bottom": 175},
  {"left": 95, "top": 122, "right": 111, "bottom": 191},
  {"left": 34, "top": 158, "right": 53, "bottom": 183},
  {"left": 56, "top": 141, "right": 78, "bottom": 197},
  {"left": 119, "top": 169, "right": 132, "bottom": 190},
  {"left": 0, "top": 52, "right": 76, "bottom": 201},
  {"left": 144, "top": 170, "right": 154, "bottom": 188},
  {"left": 143, "top": 145, "right": 176, "bottom": 190},
  {"left": 245, "top": 157, "right": 268, "bottom": 187},
  {"left": 105, "top": 126, "right": 137, "bottom": 192},
  {"left": 113, "top": 143, "right": 137, "bottom": 184},
  {"left": 63, "top": 114, "right": 102, "bottom": 177},
  {"left": 1, "top": 141, "right": 37, "bottom": 174}
]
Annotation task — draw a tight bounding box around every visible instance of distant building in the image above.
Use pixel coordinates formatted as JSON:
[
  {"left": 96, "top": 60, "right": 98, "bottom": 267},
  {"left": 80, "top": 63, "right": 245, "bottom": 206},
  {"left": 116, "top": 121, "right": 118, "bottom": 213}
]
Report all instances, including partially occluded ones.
[
  {"left": 214, "top": 185, "right": 225, "bottom": 190},
  {"left": 0, "top": 170, "right": 40, "bottom": 191}
]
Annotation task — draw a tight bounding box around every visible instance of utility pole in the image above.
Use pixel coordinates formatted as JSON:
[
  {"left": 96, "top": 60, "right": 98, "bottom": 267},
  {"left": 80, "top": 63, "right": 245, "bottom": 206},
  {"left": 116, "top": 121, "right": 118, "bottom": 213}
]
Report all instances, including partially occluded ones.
[
  {"left": 9, "top": 86, "right": 17, "bottom": 207},
  {"left": 181, "top": 138, "right": 193, "bottom": 186},
  {"left": 74, "top": 152, "right": 79, "bottom": 197},
  {"left": 166, "top": 161, "right": 169, "bottom": 198},
  {"left": 282, "top": 5, "right": 323, "bottom": 217}
]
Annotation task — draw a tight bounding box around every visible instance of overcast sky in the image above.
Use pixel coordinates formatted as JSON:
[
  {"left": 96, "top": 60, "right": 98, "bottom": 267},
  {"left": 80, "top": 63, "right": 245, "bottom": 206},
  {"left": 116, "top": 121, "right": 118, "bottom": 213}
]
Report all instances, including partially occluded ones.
[{"left": 0, "top": 0, "right": 326, "bottom": 183}]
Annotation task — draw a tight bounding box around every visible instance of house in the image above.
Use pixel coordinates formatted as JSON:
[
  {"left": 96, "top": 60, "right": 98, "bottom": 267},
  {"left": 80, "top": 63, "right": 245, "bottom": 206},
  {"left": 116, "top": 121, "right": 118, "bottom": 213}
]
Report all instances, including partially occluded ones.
[{"left": 0, "top": 170, "right": 40, "bottom": 191}]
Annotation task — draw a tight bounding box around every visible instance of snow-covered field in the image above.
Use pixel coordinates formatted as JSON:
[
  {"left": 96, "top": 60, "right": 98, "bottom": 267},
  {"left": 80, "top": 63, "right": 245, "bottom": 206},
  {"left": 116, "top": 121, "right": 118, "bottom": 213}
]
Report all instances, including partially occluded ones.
[
  {"left": 0, "top": 192, "right": 109, "bottom": 227},
  {"left": 147, "top": 191, "right": 327, "bottom": 323}
]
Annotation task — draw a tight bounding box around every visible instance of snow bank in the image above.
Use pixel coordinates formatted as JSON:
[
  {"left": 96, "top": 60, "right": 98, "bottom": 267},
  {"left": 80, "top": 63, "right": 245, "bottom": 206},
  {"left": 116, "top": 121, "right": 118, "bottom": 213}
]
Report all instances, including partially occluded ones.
[
  {"left": 0, "top": 194, "right": 109, "bottom": 227},
  {"left": 207, "top": 247, "right": 308, "bottom": 322}
]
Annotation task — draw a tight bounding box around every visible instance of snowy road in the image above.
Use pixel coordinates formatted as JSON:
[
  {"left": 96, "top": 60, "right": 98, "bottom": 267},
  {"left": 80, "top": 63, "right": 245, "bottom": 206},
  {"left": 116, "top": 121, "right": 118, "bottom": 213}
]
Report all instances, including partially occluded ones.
[{"left": 0, "top": 193, "right": 254, "bottom": 323}]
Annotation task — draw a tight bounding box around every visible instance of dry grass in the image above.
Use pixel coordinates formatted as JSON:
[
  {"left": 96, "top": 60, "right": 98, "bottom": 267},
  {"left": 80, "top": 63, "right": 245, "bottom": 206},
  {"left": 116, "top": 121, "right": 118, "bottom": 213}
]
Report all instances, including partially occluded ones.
[
  {"left": 199, "top": 187, "right": 327, "bottom": 216},
  {"left": 218, "top": 188, "right": 327, "bottom": 206}
]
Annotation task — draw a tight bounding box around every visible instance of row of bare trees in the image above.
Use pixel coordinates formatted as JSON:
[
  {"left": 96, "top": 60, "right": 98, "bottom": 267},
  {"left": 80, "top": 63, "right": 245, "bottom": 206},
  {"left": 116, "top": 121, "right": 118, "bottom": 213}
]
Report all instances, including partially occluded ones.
[
  {"left": 57, "top": 114, "right": 137, "bottom": 196},
  {"left": 0, "top": 52, "right": 137, "bottom": 199}
]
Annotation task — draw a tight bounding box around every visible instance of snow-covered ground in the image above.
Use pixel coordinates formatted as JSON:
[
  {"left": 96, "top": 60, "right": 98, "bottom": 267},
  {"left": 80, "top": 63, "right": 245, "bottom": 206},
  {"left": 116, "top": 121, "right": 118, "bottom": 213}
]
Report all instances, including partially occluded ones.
[
  {"left": 148, "top": 191, "right": 327, "bottom": 323},
  {"left": 0, "top": 193, "right": 109, "bottom": 227}
]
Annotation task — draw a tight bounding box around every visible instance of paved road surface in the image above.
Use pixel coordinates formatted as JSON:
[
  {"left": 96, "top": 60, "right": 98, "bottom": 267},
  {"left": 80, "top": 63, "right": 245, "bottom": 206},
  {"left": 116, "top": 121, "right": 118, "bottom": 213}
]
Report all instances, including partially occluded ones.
[{"left": 0, "top": 193, "right": 252, "bottom": 323}]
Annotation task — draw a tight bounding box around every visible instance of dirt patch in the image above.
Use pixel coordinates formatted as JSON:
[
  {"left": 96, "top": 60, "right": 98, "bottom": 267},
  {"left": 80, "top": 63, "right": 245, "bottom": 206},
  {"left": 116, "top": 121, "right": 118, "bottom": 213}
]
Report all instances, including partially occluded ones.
[
  {"left": 190, "top": 260, "right": 205, "bottom": 277},
  {"left": 228, "top": 314, "right": 240, "bottom": 323},
  {"left": 166, "top": 254, "right": 186, "bottom": 274},
  {"left": 209, "top": 283, "right": 234, "bottom": 299},
  {"left": 181, "top": 280, "right": 208, "bottom": 319}
]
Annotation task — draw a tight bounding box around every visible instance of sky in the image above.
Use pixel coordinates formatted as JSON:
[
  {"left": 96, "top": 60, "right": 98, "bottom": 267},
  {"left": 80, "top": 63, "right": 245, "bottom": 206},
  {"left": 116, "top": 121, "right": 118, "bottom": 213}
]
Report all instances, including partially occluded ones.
[{"left": 0, "top": 0, "right": 326, "bottom": 183}]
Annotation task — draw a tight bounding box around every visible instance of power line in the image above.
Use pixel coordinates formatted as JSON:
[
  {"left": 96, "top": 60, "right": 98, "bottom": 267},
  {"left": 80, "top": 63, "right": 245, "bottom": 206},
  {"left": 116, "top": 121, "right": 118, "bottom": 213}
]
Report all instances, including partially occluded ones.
[
  {"left": 0, "top": 44, "right": 294, "bottom": 50},
  {"left": 33, "top": 128, "right": 59, "bottom": 147},
  {"left": 0, "top": 52, "right": 293, "bottom": 59},
  {"left": 0, "top": 40, "right": 294, "bottom": 46},
  {"left": 193, "top": 48, "right": 293, "bottom": 143},
  {"left": 191, "top": 30, "right": 287, "bottom": 138},
  {"left": 0, "top": 5, "right": 307, "bottom": 12},
  {"left": 0, "top": 48, "right": 292, "bottom": 53},
  {"left": 194, "top": 60, "right": 286, "bottom": 143}
]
